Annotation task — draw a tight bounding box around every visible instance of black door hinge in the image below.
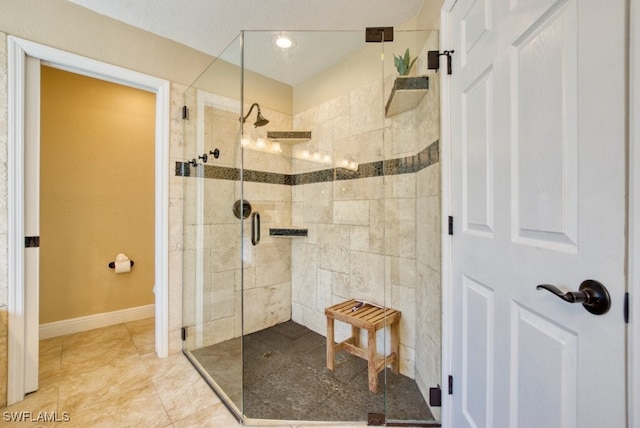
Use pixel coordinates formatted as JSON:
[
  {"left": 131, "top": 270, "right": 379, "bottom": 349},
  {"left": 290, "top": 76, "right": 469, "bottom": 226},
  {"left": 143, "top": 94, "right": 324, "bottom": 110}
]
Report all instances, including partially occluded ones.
[
  {"left": 182, "top": 106, "right": 189, "bottom": 120},
  {"left": 367, "top": 412, "right": 385, "bottom": 426},
  {"left": 448, "top": 375, "right": 453, "bottom": 395},
  {"left": 428, "top": 50, "right": 456, "bottom": 75},
  {"left": 624, "top": 292, "right": 629, "bottom": 324},
  {"left": 448, "top": 216, "right": 454, "bottom": 235},
  {"left": 25, "top": 236, "right": 40, "bottom": 248},
  {"left": 181, "top": 326, "right": 187, "bottom": 341}
]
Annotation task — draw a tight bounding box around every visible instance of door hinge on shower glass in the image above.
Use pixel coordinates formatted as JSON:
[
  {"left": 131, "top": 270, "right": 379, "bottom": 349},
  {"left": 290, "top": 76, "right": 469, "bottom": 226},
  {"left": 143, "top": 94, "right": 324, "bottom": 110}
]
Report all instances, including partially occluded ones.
[
  {"left": 365, "top": 27, "right": 393, "bottom": 42},
  {"left": 448, "top": 216, "right": 454, "bottom": 235},
  {"left": 429, "top": 384, "right": 442, "bottom": 406},
  {"left": 367, "top": 413, "right": 385, "bottom": 426},
  {"left": 181, "top": 327, "right": 187, "bottom": 341},
  {"left": 448, "top": 375, "right": 453, "bottom": 395},
  {"left": 182, "top": 106, "right": 189, "bottom": 120}
]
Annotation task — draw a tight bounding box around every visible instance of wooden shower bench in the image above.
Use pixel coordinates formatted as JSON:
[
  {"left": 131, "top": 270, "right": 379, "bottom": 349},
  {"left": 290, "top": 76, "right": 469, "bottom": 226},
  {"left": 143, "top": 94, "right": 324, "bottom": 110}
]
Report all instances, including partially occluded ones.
[{"left": 325, "top": 299, "right": 401, "bottom": 393}]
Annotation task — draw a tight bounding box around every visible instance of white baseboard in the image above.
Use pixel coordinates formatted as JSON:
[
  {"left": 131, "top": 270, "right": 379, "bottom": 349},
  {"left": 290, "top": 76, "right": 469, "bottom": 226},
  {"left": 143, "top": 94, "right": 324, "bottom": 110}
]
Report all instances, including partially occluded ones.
[{"left": 39, "top": 304, "right": 155, "bottom": 339}]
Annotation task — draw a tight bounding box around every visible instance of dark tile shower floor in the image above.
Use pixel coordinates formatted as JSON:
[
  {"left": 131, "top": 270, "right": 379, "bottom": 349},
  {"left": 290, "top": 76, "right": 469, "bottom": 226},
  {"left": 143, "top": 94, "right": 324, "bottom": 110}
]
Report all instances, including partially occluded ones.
[{"left": 190, "top": 320, "right": 434, "bottom": 422}]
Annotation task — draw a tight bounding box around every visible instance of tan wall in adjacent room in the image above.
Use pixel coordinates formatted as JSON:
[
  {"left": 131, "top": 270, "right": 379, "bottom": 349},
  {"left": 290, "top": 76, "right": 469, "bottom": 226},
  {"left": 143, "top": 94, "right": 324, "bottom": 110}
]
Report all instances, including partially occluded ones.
[{"left": 39, "top": 65, "right": 155, "bottom": 324}]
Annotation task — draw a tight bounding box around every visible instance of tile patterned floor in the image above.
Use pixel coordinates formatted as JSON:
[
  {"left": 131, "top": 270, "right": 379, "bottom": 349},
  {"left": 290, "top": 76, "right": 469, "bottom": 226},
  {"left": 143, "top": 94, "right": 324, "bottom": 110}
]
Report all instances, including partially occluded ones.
[
  {"left": 190, "top": 321, "right": 434, "bottom": 423},
  {"left": 0, "top": 318, "right": 366, "bottom": 427}
]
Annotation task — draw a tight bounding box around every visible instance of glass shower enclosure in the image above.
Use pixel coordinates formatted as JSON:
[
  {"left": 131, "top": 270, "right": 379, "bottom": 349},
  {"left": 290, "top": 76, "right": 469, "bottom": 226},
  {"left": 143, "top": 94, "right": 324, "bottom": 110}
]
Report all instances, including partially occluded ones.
[{"left": 181, "top": 29, "right": 442, "bottom": 425}]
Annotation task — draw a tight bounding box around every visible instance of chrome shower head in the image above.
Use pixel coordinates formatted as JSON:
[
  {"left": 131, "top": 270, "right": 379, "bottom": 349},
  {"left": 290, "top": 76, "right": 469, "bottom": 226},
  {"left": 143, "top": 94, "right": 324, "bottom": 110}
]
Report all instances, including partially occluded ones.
[{"left": 242, "top": 103, "right": 270, "bottom": 128}]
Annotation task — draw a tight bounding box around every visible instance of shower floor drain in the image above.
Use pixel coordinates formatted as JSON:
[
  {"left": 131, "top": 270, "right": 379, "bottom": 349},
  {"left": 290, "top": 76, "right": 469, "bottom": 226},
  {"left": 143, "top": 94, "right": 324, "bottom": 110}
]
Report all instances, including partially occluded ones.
[{"left": 262, "top": 352, "right": 273, "bottom": 359}]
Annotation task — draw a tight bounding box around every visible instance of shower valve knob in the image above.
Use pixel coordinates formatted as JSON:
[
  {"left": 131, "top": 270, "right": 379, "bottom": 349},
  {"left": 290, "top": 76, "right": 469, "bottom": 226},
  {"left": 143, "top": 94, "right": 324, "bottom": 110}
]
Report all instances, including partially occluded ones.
[{"left": 198, "top": 153, "right": 208, "bottom": 163}]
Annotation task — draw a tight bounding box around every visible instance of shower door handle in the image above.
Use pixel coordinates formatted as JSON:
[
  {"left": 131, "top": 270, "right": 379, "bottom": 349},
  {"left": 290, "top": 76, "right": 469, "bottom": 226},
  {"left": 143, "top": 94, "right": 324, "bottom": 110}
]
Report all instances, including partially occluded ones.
[{"left": 251, "top": 212, "right": 260, "bottom": 246}]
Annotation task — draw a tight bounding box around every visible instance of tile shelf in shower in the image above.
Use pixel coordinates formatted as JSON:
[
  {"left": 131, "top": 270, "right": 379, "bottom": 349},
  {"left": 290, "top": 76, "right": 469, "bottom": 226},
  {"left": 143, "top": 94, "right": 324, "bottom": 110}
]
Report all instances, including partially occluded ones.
[
  {"left": 266, "top": 131, "right": 311, "bottom": 144},
  {"left": 385, "top": 76, "right": 429, "bottom": 118},
  {"left": 269, "top": 228, "right": 308, "bottom": 237}
]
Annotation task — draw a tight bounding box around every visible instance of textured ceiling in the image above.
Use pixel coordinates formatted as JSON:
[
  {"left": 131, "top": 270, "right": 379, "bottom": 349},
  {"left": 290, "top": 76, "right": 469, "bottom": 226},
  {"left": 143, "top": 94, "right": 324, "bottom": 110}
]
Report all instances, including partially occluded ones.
[{"left": 66, "top": 0, "right": 425, "bottom": 85}]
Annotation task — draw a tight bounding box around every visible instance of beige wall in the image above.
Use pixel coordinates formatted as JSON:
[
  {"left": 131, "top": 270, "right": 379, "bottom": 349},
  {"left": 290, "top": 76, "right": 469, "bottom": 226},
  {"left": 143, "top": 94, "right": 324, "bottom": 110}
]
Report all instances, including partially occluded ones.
[
  {"left": 293, "top": 30, "right": 432, "bottom": 114},
  {"left": 192, "top": 58, "right": 293, "bottom": 115},
  {"left": 0, "top": 0, "right": 212, "bottom": 86},
  {"left": 39, "top": 65, "right": 155, "bottom": 323},
  {"left": 291, "top": 0, "right": 443, "bottom": 113},
  {"left": 0, "top": 0, "right": 291, "bottom": 114},
  {"left": 416, "top": 0, "right": 445, "bottom": 30}
]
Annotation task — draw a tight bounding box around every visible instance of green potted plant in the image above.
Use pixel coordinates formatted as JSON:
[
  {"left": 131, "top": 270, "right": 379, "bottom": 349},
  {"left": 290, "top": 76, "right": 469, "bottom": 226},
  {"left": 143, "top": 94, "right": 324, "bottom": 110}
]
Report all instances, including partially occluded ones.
[
  {"left": 393, "top": 48, "right": 418, "bottom": 76},
  {"left": 386, "top": 48, "right": 429, "bottom": 117}
]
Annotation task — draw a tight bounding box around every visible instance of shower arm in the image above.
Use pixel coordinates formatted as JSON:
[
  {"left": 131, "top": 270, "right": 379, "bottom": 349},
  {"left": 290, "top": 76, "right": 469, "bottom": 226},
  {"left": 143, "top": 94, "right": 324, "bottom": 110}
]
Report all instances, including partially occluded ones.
[{"left": 241, "top": 103, "right": 261, "bottom": 124}]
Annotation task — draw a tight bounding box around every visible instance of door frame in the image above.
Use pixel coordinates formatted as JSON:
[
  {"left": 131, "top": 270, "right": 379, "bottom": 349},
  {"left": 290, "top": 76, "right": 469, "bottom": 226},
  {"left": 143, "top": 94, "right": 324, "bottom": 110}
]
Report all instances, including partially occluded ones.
[
  {"left": 439, "top": 2, "right": 455, "bottom": 427},
  {"left": 439, "top": 0, "right": 638, "bottom": 426},
  {"left": 6, "top": 36, "right": 170, "bottom": 405}
]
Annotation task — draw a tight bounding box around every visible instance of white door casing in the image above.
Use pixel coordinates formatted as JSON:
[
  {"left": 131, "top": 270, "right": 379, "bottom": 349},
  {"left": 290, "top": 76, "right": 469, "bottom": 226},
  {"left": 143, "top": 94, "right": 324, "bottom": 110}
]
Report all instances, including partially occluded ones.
[
  {"left": 23, "top": 55, "right": 40, "bottom": 394},
  {"left": 7, "top": 37, "right": 170, "bottom": 405},
  {"left": 443, "top": 0, "right": 627, "bottom": 427}
]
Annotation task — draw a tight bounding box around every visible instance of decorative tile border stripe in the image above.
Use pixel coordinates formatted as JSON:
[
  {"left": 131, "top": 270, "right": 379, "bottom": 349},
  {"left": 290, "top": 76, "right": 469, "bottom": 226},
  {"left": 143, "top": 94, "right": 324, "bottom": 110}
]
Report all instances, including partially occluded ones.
[
  {"left": 244, "top": 169, "right": 292, "bottom": 186},
  {"left": 291, "top": 169, "right": 334, "bottom": 185},
  {"left": 204, "top": 165, "right": 240, "bottom": 181},
  {"left": 384, "top": 140, "right": 439, "bottom": 176},
  {"left": 177, "top": 140, "right": 439, "bottom": 185},
  {"left": 335, "top": 161, "right": 384, "bottom": 182}
]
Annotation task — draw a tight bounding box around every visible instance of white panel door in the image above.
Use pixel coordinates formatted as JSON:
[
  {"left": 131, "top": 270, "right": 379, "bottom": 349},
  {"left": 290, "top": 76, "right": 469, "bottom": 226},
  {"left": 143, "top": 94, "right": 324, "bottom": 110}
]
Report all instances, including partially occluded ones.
[{"left": 447, "top": 0, "right": 627, "bottom": 427}]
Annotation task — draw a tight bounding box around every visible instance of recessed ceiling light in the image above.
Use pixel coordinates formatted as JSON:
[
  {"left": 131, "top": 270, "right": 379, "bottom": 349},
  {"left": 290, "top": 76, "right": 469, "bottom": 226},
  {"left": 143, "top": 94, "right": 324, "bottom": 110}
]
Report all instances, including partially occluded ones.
[{"left": 276, "top": 37, "right": 293, "bottom": 49}]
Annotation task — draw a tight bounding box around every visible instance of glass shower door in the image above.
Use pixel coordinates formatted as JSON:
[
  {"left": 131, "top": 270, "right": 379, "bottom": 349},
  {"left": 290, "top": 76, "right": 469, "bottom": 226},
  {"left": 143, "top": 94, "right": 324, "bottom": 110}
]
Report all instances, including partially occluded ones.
[
  {"left": 240, "top": 30, "right": 389, "bottom": 423},
  {"left": 181, "top": 35, "right": 245, "bottom": 417},
  {"left": 381, "top": 29, "right": 442, "bottom": 423},
  {"left": 181, "top": 27, "right": 441, "bottom": 426}
]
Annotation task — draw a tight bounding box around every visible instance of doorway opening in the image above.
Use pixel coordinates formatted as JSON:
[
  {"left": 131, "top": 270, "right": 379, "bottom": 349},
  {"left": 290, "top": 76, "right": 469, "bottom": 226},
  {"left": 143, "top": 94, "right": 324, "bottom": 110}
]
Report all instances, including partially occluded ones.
[{"left": 7, "top": 36, "right": 170, "bottom": 405}]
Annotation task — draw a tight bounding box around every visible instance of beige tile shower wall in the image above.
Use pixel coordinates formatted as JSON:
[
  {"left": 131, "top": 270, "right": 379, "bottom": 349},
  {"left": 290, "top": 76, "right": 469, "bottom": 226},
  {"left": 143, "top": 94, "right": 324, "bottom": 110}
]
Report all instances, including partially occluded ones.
[
  {"left": 290, "top": 80, "right": 418, "bottom": 375},
  {"left": 182, "top": 94, "right": 293, "bottom": 348},
  {"left": 169, "top": 82, "right": 189, "bottom": 354},
  {"left": 243, "top": 103, "right": 294, "bottom": 174},
  {"left": 242, "top": 103, "right": 294, "bottom": 335},
  {"left": 414, "top": 31, "right": 442, "bottom": 418},
  {"left": 293, "top": 81, "right": 384, "bottom": 172},
  {"left": 290, "top": 32, "right": 442, "bottom": 388},
  {"left": 182, "top": 87, "right": 206, "bottom": 350},
  {"left": 415, "top": 162, "right": 441, "bottom": 411},
  {"left": 183, "top": 94, "right": 238, "bottom": 349},
  {"left": 242, "top": 181, "right": 292, "bottom": 335}
]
